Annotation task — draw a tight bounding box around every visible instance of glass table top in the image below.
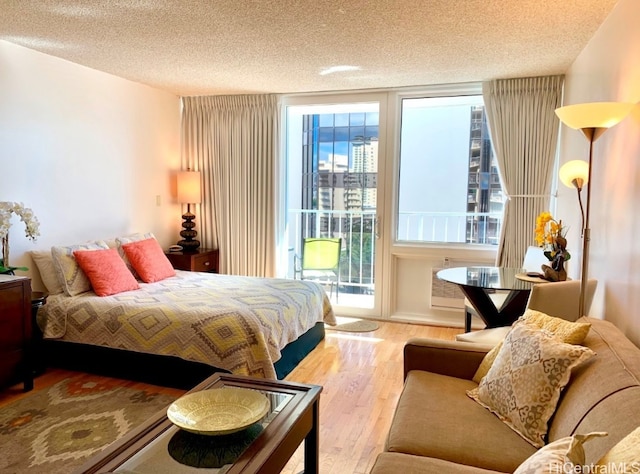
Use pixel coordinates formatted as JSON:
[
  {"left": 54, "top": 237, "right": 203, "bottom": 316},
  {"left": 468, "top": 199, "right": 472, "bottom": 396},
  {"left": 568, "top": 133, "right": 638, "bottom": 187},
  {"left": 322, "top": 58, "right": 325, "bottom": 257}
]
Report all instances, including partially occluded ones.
[
  {"left": 436, "top": 266, "right": 538, "bottom": 291},
  {"left": 113, "top": 388, "right": 294, "bottom": 473}
]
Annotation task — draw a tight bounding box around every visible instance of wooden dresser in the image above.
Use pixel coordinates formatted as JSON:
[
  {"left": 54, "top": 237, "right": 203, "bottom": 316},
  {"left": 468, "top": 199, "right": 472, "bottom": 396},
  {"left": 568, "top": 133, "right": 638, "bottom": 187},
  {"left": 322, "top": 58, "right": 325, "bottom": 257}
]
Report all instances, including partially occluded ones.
[{"left": 0, "top": 275, "right": 33, "bottom": 391}]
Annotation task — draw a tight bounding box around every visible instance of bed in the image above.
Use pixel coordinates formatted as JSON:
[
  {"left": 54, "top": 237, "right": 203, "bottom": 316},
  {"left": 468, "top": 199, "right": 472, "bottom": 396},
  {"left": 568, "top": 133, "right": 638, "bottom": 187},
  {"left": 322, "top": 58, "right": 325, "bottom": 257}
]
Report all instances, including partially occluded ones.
[{"left": 36, "top": 268, "right": 335, "bottom": 384}]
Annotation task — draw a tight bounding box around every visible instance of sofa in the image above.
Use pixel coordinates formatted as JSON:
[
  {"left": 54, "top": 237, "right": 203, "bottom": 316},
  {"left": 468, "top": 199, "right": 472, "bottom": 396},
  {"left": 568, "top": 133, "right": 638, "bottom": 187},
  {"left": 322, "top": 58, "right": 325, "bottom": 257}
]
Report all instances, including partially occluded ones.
[{"left": 370, "top": 317, "right": 640, "bottom": 473}]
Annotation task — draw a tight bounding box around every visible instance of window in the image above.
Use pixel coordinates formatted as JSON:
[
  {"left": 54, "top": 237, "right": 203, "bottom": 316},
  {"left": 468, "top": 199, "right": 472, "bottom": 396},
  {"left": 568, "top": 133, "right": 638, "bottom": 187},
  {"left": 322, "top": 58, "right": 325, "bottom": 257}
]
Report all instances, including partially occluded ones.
[{"left": 397, "top": 95, "right": 503, "bottom": 244}]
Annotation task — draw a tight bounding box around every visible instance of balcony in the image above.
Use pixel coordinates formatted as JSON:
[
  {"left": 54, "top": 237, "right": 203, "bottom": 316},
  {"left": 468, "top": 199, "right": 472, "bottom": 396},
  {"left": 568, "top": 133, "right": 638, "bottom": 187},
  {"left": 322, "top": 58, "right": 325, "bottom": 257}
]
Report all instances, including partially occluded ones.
[{"left": 286, "top": 209, "right": 502, "bottom": 305}]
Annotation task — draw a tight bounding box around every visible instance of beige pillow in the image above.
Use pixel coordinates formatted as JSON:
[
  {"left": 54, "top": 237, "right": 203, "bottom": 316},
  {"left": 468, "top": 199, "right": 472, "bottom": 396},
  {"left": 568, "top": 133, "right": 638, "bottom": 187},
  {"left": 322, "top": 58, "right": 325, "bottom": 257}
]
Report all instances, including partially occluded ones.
[
  {"left": 514, "top": 432, "right": 607, "bottom": 474},
  {"left": 597, "top": 426, "right": 640, "bottom": 471},
  {"left": 467, "top": 321, "right": 595, "bottom": 448},
  {"left": 51, "top": 241, "right": 110, "bottom": 296},
  {"left": 30, "top": 250, "right": 64, "bottom": 294},
  {"left": 472, "top": 310, "right": 592, "bottom": 383}
]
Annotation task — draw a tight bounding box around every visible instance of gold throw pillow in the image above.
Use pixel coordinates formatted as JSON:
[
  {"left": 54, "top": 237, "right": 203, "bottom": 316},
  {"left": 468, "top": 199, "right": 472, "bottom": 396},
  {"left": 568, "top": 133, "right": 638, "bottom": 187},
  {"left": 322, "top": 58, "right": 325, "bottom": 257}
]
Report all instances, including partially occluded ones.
[
  {"left": 597, "top": 426, "right": 640, "bottom": 472},
  {"left": 472, "top": 310, "right": 592, "bottom": 383}
]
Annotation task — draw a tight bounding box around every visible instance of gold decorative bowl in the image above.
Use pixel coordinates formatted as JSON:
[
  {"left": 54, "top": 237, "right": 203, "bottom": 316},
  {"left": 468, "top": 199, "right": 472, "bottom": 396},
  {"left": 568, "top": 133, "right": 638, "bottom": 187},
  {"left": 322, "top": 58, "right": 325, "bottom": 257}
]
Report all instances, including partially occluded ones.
[{"left": 167, "top": 387, "right": 270, "bottom": 436}]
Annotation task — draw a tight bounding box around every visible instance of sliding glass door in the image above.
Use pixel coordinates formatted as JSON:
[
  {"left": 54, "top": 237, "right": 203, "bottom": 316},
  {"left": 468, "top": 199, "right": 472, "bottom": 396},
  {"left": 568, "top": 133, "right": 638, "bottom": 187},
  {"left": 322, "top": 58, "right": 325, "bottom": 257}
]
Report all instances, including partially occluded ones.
[{"left": 281, "top": 96, "right": 385, "bottom": 316}]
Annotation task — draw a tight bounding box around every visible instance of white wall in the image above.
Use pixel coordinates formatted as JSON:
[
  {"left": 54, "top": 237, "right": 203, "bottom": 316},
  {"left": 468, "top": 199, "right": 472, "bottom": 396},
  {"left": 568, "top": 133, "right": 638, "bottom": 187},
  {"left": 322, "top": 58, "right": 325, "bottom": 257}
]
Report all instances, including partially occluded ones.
[
  {"left": 557, "top": 0, "right": 640, "bottom": 344},
  {"left": 0, "top": 41, "right": 182, "bottom": 291}
]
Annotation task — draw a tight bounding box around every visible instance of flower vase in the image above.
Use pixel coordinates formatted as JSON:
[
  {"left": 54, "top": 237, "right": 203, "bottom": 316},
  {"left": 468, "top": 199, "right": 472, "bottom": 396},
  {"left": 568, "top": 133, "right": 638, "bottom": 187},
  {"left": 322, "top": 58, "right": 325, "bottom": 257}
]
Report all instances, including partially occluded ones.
[
  {"left": 553, "top": 258, "right": 567, "bottom": 282},
  {"left": 542, "top": 252, "right": 568, "bottom": 282},
  {"left": 1, "top": 233, "right": 8, "bottom": 268}
]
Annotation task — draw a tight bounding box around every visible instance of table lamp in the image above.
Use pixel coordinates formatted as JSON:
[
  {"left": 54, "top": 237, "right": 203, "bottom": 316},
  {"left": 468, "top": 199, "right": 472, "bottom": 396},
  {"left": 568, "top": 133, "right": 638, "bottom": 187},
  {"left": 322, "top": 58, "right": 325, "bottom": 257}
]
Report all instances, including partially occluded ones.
[{"left": 176, "top": 169, "right": 202, "bottom": 251}]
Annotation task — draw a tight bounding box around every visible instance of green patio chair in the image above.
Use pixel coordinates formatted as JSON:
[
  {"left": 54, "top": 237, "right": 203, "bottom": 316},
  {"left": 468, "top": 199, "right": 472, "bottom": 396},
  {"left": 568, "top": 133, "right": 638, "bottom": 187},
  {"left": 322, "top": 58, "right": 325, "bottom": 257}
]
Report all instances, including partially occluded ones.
[{"left": 295, "top": 238, "right": 342, "bottom": 302}]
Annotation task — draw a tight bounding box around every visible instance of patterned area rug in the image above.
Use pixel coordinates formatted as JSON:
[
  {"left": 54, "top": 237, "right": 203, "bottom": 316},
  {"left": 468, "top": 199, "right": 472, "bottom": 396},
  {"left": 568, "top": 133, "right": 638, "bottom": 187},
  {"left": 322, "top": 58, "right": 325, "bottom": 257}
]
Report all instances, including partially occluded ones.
[{"left": 0, "top": 375, "right": 178, "bottom": 473}]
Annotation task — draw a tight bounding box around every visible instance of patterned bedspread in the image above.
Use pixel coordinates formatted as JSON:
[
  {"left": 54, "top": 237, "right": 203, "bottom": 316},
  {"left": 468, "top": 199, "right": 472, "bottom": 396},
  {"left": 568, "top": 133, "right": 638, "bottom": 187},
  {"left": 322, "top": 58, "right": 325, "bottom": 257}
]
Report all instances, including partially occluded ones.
[{"left": 38, "top": 271, "right": 336, "bottom": 379}]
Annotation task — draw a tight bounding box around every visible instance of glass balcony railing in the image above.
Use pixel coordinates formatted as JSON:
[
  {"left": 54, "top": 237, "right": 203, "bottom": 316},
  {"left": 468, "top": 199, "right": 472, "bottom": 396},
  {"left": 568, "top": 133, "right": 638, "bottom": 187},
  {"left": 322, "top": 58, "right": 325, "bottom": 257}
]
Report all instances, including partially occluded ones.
[{"left": 286, "top": 209, "right": 502, "bottom": 294}]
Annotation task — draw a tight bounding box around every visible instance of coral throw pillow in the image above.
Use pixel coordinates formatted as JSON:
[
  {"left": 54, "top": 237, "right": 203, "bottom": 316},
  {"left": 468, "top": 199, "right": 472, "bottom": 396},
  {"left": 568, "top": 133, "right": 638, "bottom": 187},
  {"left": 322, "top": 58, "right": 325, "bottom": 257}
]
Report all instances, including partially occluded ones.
[
  {"left": 73, "top": 248, "right": 139, "bottom": 297},
  {"left": 122, "top": 238, "right": 176, "bottom": 283}
]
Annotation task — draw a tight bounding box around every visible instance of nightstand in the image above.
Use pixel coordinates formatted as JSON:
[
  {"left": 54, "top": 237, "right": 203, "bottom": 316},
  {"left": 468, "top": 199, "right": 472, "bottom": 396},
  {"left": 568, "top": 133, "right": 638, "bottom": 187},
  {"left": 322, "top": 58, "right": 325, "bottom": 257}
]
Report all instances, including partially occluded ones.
[
  {"left": 31, "top": 291, "right": 47, "bottom": 375},
  {"left": 165, "top": 248, "right": 219, "bottom": 273}
]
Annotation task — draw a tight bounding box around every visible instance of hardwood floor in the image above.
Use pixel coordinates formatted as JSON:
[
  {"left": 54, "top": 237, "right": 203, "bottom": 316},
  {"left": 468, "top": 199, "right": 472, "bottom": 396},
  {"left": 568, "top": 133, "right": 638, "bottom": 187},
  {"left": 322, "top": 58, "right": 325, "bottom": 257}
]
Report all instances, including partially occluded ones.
[
  {"left": 0, "top": 320, "right": 461, "bottom": 473},
  {"left": 282, "top": 320, "right": 461, "bottom": 473}
]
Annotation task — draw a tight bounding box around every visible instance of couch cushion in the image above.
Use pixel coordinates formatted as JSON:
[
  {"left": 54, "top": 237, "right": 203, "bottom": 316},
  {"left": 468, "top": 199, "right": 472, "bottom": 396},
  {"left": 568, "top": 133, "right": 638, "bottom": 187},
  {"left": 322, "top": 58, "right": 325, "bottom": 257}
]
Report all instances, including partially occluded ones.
[
  {"left": 548, "top": 318, "right": 640, "bottom": 464},
  {"left": 370, "top": 452, "right": 503, "bottom": 474},
  {"left": 387, "top": 370, "right": 536, "bottom": 472}
]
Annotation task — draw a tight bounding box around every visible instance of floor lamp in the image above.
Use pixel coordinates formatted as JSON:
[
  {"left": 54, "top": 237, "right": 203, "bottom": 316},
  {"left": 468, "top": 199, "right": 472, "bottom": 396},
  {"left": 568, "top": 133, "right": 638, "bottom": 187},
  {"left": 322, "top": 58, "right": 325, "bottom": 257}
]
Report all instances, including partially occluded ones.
[
  {"left": 555, "top": 102, "right": 635, "bottom": 317},
  {"left": 559, "top": 160, "right": 589, "bottom": 234}
]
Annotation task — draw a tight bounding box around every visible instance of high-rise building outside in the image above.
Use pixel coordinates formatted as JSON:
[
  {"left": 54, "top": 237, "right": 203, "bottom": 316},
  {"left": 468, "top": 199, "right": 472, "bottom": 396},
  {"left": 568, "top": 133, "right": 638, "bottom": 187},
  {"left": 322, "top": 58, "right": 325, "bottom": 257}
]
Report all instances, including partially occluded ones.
[
  {"left": 301, "top": 107, "right": 501, "bottom": 245},
  {"left": 465, "top": 106, "right": 502, "bottom": 244}
]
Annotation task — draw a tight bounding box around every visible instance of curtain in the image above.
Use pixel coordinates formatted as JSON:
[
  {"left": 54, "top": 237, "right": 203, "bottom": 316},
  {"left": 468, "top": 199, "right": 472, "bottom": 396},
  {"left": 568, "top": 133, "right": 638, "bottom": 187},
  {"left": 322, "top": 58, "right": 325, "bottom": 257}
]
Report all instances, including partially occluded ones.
[
  {"left": 483, "top": 75, "right": 564, "bottom": 267},
  {"left": 181, "top": 94, "right": 280, "bottom": 277}
]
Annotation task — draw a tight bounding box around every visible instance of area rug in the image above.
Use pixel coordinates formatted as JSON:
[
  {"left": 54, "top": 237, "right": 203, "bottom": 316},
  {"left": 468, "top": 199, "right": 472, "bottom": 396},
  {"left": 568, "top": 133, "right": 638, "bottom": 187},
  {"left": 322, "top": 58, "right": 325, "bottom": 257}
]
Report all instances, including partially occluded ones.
[
  {"left": 327, "top": 320, "right": 379, "bottom": 332},
  {"left": 0, "top": 375, "right": 178, "bottom": 473}
]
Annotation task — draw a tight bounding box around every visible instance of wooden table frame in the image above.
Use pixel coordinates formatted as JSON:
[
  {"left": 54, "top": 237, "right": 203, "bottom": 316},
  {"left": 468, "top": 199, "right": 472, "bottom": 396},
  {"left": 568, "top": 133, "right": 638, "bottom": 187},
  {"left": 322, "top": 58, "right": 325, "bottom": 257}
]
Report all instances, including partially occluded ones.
[{"left": 75, "top": 373, "right": 322, "bottom": 474}]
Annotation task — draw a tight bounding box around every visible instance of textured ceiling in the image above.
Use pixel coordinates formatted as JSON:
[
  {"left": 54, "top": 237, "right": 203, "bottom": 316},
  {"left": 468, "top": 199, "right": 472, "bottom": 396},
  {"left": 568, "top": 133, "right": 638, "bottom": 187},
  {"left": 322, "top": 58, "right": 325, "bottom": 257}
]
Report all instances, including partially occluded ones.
[{"left": 0, "top": 0, "right": 619, "bottom": 97}]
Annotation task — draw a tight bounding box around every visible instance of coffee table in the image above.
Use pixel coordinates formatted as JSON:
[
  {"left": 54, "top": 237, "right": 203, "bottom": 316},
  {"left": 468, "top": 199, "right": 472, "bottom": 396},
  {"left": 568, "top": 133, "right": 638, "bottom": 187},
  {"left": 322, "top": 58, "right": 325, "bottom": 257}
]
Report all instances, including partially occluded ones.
[{"left": 75, "top": 372, "right": 322, "bottom": 473}]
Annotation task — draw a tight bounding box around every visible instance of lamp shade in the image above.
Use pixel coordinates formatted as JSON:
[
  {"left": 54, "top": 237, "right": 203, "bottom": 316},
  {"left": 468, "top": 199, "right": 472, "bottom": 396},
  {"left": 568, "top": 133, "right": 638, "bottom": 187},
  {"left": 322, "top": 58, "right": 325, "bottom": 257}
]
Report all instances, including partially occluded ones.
[
  {"left": 555, "top": 102, "right": 634, "bottom": 130},
  {"left": 176, "top": 170, "right": 201, "bottom": 204},
  {"left": 559, "top": 160, "right": 589, "bottom": 190}
]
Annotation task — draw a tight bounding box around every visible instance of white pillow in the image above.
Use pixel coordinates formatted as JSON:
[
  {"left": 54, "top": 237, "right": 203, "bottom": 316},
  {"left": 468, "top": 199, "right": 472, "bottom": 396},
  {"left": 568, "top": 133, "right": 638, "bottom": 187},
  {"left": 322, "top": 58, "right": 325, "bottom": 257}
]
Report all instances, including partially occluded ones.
[
  {"left": 514, "top": 432, "right": 607, "bottom": 474},
  {"left": 30, "top": 250, "right": 63, "bottom": 294}
]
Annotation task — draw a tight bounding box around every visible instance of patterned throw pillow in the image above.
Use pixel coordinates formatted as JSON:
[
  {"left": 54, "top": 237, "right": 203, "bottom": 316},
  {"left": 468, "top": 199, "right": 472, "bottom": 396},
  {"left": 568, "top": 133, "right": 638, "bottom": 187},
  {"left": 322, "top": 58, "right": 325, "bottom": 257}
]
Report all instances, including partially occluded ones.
[
  {"left": 472, "top": 310, "right": 592, "bottom": 383},
  {"left": 51, "top": 241, "right": 110, "bottom": 296},
  {"left": 122, "top": 238, "right": 176, "bottom": 283},
  {"left": 73, "top": 248, "right": 139, "bottom": 296},
  {"left": 597, "top": 426, "right": 640, "bottom": 471},
  {"left": 115, "top": 232, "right": 155, "bottom": 277},
  {"left": 514, "top": 432, "right": 607, "bottom": 474},
  {"left": 467, "top": 321, "right": 595, "bottom": 448}
]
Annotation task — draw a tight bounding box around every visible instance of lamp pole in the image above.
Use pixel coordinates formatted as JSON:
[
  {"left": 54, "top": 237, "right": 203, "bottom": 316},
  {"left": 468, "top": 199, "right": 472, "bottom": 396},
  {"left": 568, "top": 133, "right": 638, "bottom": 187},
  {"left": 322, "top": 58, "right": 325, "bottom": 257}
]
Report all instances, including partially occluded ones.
[{"left": 578, "top": 129, "right": 597, "bottom": 318}]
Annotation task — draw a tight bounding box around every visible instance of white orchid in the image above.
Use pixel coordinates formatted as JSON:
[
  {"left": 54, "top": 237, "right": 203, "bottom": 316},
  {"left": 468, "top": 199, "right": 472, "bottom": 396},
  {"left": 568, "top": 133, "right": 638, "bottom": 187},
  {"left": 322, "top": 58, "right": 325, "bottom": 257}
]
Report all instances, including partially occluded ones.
[{"left": 0, "top": 201, "right": 40, "bottom": 272}]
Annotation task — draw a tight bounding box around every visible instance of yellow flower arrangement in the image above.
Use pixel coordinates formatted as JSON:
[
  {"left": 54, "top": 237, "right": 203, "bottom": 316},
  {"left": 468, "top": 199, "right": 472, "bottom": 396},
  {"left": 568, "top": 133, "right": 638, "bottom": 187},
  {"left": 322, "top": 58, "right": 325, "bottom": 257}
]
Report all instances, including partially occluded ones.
[{"left": 534, "top": 211, "right": 570, "bottom": 262}]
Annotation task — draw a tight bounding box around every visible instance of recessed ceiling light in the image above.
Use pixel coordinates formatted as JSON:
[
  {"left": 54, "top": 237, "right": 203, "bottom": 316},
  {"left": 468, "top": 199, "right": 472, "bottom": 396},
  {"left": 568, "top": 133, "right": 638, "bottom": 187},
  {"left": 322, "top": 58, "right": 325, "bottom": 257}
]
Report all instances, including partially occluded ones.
[{"left": 319, "top": 65, "right": 361, "bottom": 76}]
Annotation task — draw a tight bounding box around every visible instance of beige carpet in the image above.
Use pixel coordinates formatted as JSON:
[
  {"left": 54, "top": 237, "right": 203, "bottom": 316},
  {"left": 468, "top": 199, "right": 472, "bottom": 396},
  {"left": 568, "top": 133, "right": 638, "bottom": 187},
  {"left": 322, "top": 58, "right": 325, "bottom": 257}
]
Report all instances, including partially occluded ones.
[
  {"left": 326, "top": 320, "right": 379, "bottom": 333},
  {"left": 0, "top": 374, "right": 177, "bottom": 473}
]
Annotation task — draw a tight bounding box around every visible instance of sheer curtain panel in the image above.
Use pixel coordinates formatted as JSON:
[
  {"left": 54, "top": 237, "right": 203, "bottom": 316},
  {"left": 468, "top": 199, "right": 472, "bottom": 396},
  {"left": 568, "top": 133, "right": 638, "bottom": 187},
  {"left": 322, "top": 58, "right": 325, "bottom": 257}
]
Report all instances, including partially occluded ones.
[
  {"left": 483, "top": 75, "right": 563, "bottom": 267},
  {"left": 181, "top": 94, "right": 280, "bottom": 277}
]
